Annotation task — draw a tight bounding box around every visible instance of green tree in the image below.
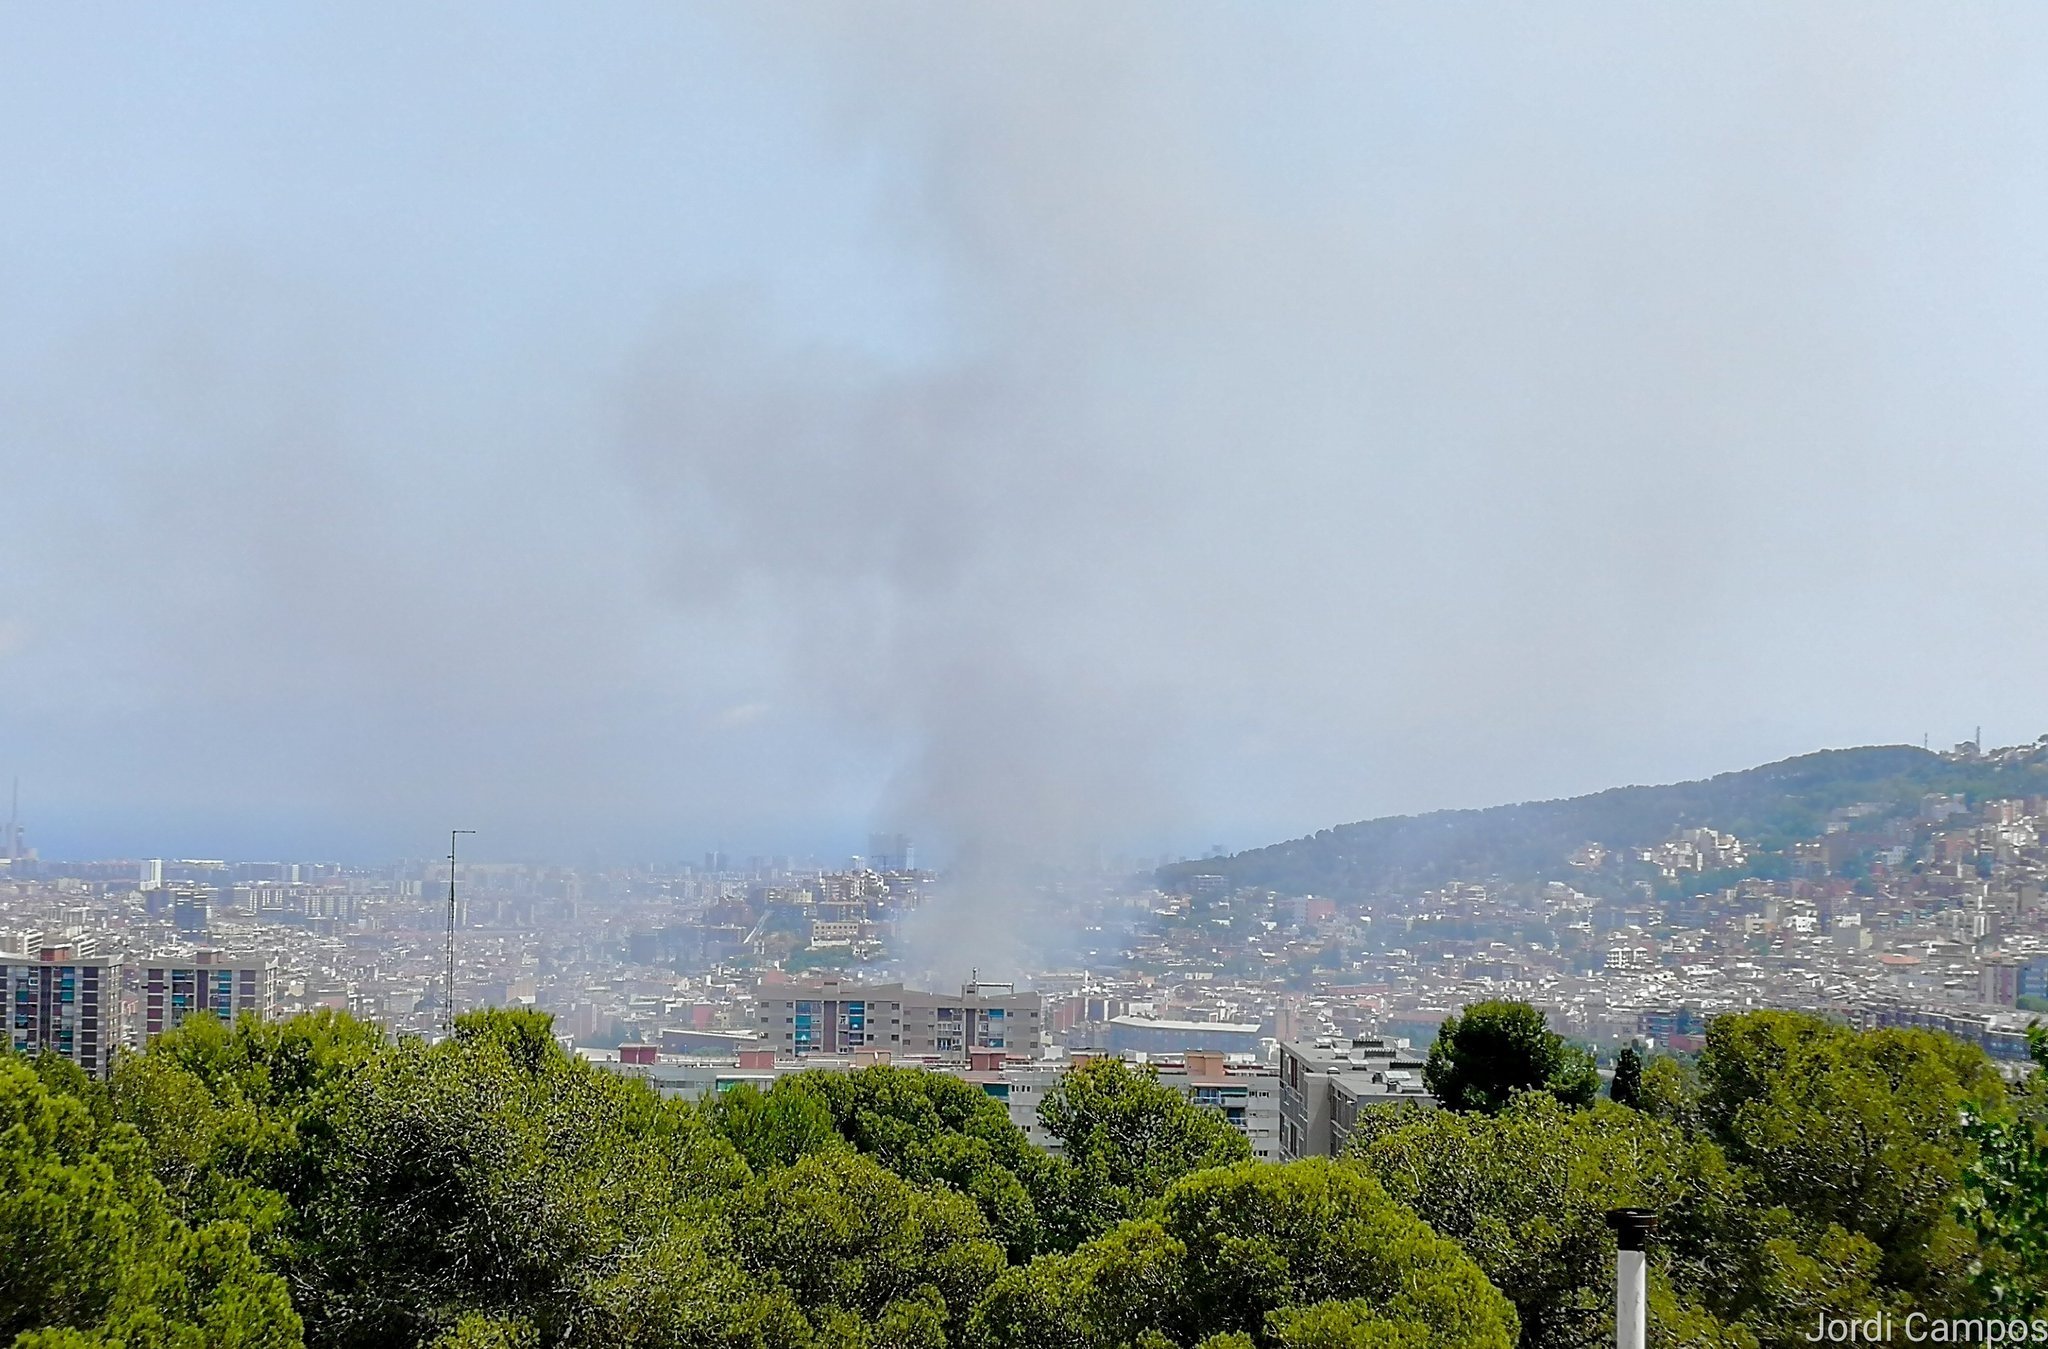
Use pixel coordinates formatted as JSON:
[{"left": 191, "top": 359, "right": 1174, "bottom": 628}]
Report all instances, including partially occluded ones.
[
  {"left": 0, "top": 1055, "right": 302, "bottom": 1348},
  {"left": 1264, "top": 1300, "right": 1433, "bottom": 1349},
  {"left": 427, "top": 1311, "right": 540, "bottom": 1349},
  {"left": 30, "top": 1048, "right": 112, "bottom": 1128},
  {"left": 1695, "top": 1010, "right": 2002, "bottom": 1307},
  {"left": 1037, "top": 1056, "right": 1251, "bottom": 1245},
  {"left": 110, "top": 1007, "right": 385, "bottom": 1239},
  {"left": 50, "top": 1001, "right": 2031, "bottom": 1349},
  {"left": 1348, "top": 1094, "right": 1769, "bottom": 1349},
  {"left": 708, "top": 1064, "right": 1055, "bottom": 1259},
  {"left": 704, "top": 1080, "right": 847, "bottom": 1173},
  {"left": 1636, "top": 1054, "right": 1703, "bottom": 1131},
  {"left": 971, "top": 1159, "right": 1516, "bottom": 1349},
  {"left": 1610, "top": 1045, "right": 1644, "bottom": 1109},
  {"left": 0, "top": 1056, "right": 145, "bottom": 1340},
  {"left": 286, "top": 1014, "right": 746, "bottom": 1347},
  {"left": 967, "top": 1219, "right": 1189, "bottom": 1349},
  {"left": 724, "top": 1150, "right": 1005, "bottom": 1345},
  {"left": 451, "top": 1006, "right": 560, "bottom": 1072},
  {"left": 580, "top": 1233, "right": 811, "bottom": 1349},
  {"left": 1961, "top": 1110, "right": 2048, "bottom": 1313},
  {"left": 1958, "top": 1028, "right": 2048, "bottom": 1313},
  {"left": 1423, "top": 1001, "right": 1599, "bottom": 1114}
]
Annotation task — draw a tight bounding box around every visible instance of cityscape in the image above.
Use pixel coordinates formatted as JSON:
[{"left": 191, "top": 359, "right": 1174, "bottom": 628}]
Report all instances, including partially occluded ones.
[
  {"left": 10, "top": 733, "right": 2048, "bottom": 1163},
  {"left": 10, "top": 6, "right": 2048, "bottom": 1345}
]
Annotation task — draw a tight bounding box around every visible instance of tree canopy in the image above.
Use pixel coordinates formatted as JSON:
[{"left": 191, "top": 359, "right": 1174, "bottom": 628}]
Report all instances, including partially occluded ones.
[
  {"left": 1422, "top": 1000, "right": 1599, "bottom": 1114},
  {"left": 971, "top": 1159, "right": 1516, "bottom": 1349},
  {"left": 1960, "top": 1027, "right": 2048, "bottom": 1314},
  {"left": 2, "top": 1003, "right": 2035, "bottom": 1349},
  {"left": 1609, "top": 1045, "right": 1644, "bottom": 1109},
  {"left": 1357, "top": 1007, "right": 2015, "bottom": 1349},
  {"left": 1035, "top": 1055, "right": 1253, "bottom": 1247},
  {"left": 1, "top": 1053, "right": 301, "bottom": 1348}
]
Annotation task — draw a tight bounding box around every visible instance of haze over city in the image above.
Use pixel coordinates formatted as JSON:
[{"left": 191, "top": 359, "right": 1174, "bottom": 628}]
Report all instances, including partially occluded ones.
[
  {"left": 5, "top": 6, "right": 2048, "bottom": 863},
  {"left": 11, "top": 12, "right": 2048, "bottom": 1345}
]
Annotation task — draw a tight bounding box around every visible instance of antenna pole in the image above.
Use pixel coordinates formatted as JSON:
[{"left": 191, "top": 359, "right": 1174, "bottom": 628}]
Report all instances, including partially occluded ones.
[{"left": 445, "top": 829, "right": 475, "bottom": 1036}]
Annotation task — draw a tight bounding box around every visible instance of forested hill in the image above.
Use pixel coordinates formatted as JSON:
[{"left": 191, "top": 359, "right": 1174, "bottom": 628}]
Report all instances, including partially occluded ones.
[{"left": 1159, "top": 741, "right": 2048, "bottom": 900}]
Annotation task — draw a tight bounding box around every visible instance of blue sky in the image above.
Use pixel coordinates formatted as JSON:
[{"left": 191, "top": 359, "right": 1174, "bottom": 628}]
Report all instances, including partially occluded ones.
[{"left": 4, "top": 6, "right": 2047, "bottom": 863}]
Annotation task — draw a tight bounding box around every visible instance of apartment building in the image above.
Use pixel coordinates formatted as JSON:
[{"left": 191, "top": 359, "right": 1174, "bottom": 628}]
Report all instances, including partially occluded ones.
[
  {"left": 979, "top": 1050, "right": 1282, "bottom": 1160},
  {"left": 754, "top": 976, "right": 1042, "bottom": 1059},
  {"left": 2, "top": 939, "right": 119, "bottom": 1078},
  {"left": 1853, "top": 998, "right": 2037, "bottom": 1063},
  {"left": 1276, "top": 1035, "right": 1435, "bottom": 1159},
  {"left": 139, "top": 948, "right": 279, "bottom": 1042},
  {"left": 585, "top": 1043, "right": 1281, "bottom": 1158}
]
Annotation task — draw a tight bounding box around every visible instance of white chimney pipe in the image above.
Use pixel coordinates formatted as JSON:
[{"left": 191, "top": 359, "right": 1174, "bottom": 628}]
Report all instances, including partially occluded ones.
[
  {"left": 1616, "top": 1247, "right": 1646, "bottom": 1349},
  {"left": 1607, "top": 1209, "right": 1657, "bottom": 1349}
]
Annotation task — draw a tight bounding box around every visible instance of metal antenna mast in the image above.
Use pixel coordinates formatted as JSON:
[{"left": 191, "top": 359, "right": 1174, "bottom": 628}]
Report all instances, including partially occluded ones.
[{"left": 444, "top": 829, "right": 475, "bottom": 1036}]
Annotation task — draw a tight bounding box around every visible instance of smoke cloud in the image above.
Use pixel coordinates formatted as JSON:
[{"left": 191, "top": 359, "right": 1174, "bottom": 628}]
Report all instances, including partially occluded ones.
[{"left": 3, "top": 5, "right": 2048, "bottom": 895}]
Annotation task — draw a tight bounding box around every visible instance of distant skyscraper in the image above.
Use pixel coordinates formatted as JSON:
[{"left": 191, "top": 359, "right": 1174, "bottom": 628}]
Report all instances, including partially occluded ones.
[
  {"left": 2, "top": 778, "right": 23, "bottom": 863},
  {"left": 172, "top": 890, "right": 212, "bottom": 937},
  {"left": 868, "top": 833, "right": 915, "bottom": 872},
  {"left": 140, "top": 858, "right": 164, "bottom": 890},
  {"left": 1, "top": 940, "right": 117, "bottom": 1078}
]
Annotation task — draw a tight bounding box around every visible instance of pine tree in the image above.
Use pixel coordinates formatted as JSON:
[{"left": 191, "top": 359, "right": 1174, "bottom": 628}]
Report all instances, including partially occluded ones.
[{"left": 1610, "top": 1045, "right": 1644, "bottom": 1109}]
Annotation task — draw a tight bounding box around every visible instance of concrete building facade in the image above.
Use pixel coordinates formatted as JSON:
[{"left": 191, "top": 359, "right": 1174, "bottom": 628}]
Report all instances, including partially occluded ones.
[
  {"left": 585, "top": 1044, "right": 1282, "bottom": 1160},
  {"left": 2, "top": 940, "right": 119, "bottom": 1078},
  {"left": 989, "top": 1050, "right": 1282, "bottom": 1161},
  {"left": 140, "top": 949, "right": 279, "bottom": 1042},
  {"left": 754, "top": 977, "right": 1042, "bottom": 1059},
  {"left": 1277, "top": 1035, "right": 1435, "bottom": 1159}
]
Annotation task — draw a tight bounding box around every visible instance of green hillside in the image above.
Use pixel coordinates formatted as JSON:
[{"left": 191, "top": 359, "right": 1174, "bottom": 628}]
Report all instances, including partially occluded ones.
[{"left": 1160, "top": 741, "right": 2048, "bottom": 899}]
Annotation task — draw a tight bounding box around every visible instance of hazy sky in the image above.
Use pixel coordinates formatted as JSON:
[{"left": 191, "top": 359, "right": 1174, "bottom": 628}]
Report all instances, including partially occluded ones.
[{"left": 4, "top": 6, "right": 2046, "bottom": 863}]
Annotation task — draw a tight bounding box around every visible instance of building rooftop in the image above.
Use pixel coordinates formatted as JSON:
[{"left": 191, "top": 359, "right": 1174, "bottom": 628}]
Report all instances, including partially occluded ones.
[{"left": 1108, "top": 1014, "right": 1262, "bottom": 1033}]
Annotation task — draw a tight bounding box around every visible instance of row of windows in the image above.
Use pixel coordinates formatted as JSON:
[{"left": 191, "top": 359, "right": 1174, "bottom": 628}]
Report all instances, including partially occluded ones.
[{"left": 774, "top": 1000, "right": 1034, "bottom": 1017}]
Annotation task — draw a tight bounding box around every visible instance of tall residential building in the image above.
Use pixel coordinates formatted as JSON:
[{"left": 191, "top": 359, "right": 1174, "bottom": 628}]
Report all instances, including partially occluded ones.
[
  {"left": 140, "top": 949, "right": 279, "bottom": 1042},
  {"left": 755, "top": 976, "right": 1041, "bottom": 1058},
  {"left": 2, "top": 941, "right": 119, "bottom": 1078}
]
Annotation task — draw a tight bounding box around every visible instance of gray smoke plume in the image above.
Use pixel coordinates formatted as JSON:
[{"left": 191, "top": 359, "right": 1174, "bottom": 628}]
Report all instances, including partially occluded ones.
[
  {"left": 606, "top": 3, "right": 2048, "bottom": 971},
  {"left": 5, "top": 4, "right": 2048, "bottom": 892},
  {"left": 615, "top": 295, "right": 1190, "bottom": 975}
]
